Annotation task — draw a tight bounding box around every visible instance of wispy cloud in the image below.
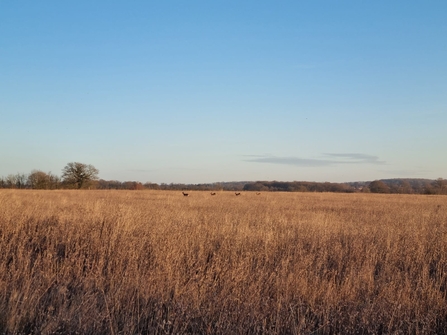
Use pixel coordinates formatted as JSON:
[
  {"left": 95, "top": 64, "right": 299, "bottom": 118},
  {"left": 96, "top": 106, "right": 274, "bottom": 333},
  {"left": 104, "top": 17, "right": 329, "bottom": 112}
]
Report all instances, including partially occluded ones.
[
  {"left": 323, "top": 153, "right": 385, "bottom": 164},
  {"left": 244, "top": 153, "right": 386, "bottom": 167}
]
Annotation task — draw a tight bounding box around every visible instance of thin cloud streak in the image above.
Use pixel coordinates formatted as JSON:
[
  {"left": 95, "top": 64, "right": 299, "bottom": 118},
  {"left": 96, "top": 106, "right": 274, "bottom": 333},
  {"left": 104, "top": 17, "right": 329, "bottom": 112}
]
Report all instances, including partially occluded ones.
[
  {"left": 245, "top": 153, "right": 386, "bottom": 167},
  {"left": 323, "top": 153, "right": 385, "bottom": 164}
]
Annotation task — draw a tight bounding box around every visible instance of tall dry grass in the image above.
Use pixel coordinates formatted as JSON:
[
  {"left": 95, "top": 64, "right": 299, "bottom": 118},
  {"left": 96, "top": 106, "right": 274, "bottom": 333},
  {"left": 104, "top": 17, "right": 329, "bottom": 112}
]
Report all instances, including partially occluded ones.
[{"left": 0, "top": 190, "right": 446, "bottom": 334}]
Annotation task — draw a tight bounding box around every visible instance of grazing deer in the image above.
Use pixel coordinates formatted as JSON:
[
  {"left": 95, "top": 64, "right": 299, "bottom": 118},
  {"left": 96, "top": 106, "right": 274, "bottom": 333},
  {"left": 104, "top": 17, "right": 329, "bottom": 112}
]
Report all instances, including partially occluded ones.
[
  {"left": 211, "top": 192, "right": 216, "bottom": 195},
  {"left": 235, "top": 192, "right": 241, "bottom": 196},
  {"left": 182, "top": 192, "right": 189, "bottom": 196}
]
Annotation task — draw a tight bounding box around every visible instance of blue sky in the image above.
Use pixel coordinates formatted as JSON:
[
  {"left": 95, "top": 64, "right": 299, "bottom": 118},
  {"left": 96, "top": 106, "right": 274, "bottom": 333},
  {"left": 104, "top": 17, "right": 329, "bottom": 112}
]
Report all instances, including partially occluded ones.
[{"left": 1, "top": 1, "right": 446, "bottom": 183}]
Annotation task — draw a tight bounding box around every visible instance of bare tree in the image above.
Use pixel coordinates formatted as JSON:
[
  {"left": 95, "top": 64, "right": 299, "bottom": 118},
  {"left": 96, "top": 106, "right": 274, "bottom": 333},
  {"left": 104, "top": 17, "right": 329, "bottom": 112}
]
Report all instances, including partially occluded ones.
[
  {"left": 62, "top": 162, "right": 99, "bottom": 189},
  {"left": 368, "top": 180, "right": 390, "bottom": 194},
  {"left": 5, "top": 174, "right": 17, "bottom": 188},
  {"left": 28, "top": 170, "right": 60, "bottom": 189},
  {"left": 5, "top": 173, "right": 27, "bottom": 189},
  {"left": 433, "top": 178, "right": 447, "bottom": 195},
  {"left": 16, "top": 173, "right": 28, "bottom": 189}
]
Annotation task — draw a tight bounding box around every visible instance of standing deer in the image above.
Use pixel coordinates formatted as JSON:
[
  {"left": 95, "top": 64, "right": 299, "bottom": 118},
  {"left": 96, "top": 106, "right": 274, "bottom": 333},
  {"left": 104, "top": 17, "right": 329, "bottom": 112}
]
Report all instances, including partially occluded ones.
[
  {"left": 256, "top": 192, "right": 261, "bottom": 195},
  {"left": 182, "top": 192, "right": 189, "bottom": 196},
  {"left": 235, "top": 192, "right": 241, "bottom": 196},
  {"left": 211, "top": 192, "right": 216, "bottom": 195}
]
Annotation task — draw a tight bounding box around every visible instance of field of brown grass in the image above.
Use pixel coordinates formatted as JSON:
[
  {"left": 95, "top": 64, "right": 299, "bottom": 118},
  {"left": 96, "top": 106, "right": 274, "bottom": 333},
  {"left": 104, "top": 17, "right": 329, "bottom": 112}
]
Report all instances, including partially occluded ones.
[{"left": 0, "top": 190, "right": 446, "bottom": 334}]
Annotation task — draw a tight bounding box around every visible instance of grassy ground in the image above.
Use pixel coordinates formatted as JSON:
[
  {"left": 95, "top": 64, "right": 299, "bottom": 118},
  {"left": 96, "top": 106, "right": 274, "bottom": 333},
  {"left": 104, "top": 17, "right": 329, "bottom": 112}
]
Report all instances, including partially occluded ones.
[{"left": 0, "top": 190, "right": 446, "bottom": 334}]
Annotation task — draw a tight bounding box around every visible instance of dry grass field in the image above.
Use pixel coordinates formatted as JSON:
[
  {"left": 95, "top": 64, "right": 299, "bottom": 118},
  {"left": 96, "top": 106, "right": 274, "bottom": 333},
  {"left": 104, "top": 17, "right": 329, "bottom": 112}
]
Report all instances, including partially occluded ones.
[{"left": 0, "top": 190, "right": 446, "bottom": 334}]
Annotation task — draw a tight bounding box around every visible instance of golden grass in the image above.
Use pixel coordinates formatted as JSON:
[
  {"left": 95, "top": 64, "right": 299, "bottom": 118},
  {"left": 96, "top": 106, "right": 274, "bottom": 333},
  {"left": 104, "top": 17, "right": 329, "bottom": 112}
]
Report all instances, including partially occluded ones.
[{"left": 0, "top": 190, "right": 446, "bottom": 334}]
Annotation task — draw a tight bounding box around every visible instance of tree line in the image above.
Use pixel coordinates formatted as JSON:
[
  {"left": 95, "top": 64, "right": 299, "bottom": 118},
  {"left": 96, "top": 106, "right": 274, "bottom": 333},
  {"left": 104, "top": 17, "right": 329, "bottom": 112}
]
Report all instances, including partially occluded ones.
[
  {"left": 0, "top": 162, "right": 446, "bottom": 194},
  {"left": 242, "top": 179, "right": 447, "bottom": 195},
  {"left": 0, "top": 162, "right": 99, "bottom": 190}
]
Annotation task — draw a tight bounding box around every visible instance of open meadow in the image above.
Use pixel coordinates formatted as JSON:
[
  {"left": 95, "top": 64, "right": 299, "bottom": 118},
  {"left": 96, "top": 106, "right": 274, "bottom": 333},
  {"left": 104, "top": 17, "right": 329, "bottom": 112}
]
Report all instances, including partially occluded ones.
[{"left": 0, "top": 190, "right": 446, "bottom": 334}]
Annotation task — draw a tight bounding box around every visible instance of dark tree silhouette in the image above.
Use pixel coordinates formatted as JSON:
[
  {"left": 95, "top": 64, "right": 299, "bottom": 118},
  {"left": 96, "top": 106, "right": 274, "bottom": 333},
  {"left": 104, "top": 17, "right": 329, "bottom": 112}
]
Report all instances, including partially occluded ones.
[{"left": 61, "top": 162, "right": 99, "bottom": 189}]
